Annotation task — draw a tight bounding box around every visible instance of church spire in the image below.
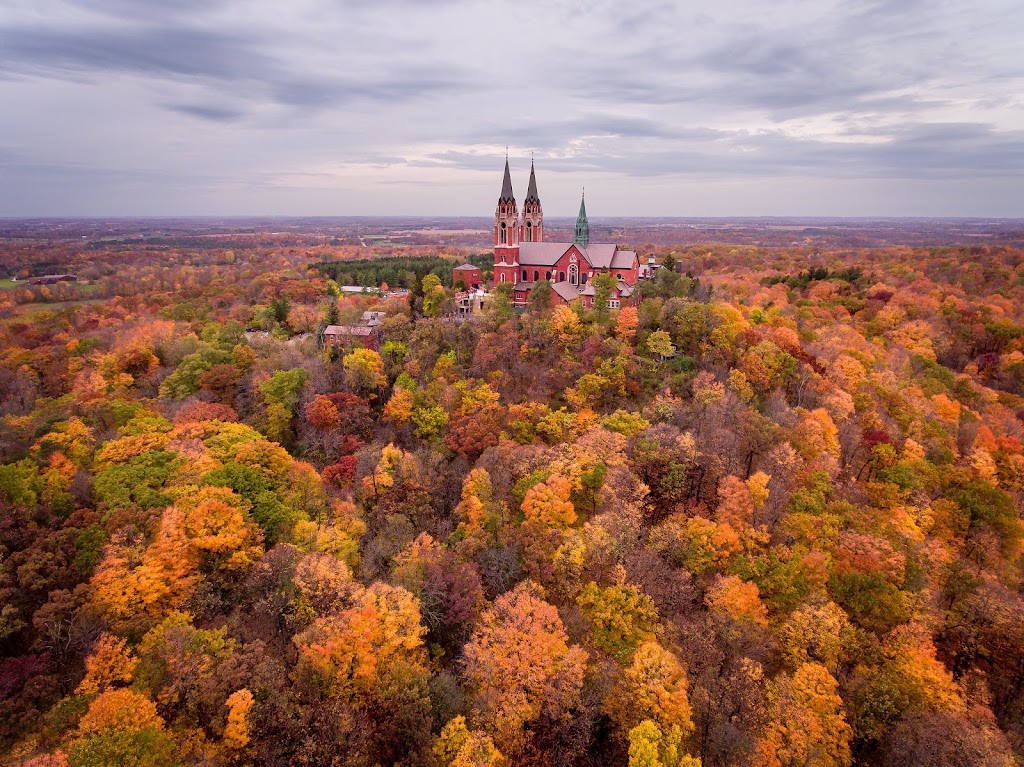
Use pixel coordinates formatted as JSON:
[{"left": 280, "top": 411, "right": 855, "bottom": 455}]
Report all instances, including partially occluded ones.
[
  {"left": 495, "top": 156, "right": 519, "bottom": 252},
  {"left": 525, "top": 159, "right": 540, "bottom": 204},
  {"left": 499, "top": 156, "right": 515, "bottom": 203},
  {"left": 573, "top": 188, "right": 590, "bottom": 248}
]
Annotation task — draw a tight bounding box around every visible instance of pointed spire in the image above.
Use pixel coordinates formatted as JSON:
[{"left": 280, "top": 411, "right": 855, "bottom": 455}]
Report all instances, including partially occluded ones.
[
  {"left": 574, "top": 187, "right": 590, "bottom": 248},
  {"left": 499, "top": 157, "right": 515, "bottom": 203},
  {"left": 525, "top": 158, "right": 540, "bottom": 204}
]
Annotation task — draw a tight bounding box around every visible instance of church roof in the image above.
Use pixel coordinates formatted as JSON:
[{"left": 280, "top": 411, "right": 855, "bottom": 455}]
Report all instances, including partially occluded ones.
[
  {"left": 524, "top": 160, "right": 540, "bottom": 204},
  {"left": 499, "top": 158, "right": 515, "bottom": 203},
  {"left": 610, "top": 249, "right": 638, "bottom": 269},
  {"left": 517, "top": 241, "right": 634, "bottom": 271}
]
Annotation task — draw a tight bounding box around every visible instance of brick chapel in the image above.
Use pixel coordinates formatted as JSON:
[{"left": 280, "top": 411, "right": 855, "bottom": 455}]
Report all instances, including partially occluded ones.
[{"left": 491, "top": 159, "right": 640, "bottom": 308}]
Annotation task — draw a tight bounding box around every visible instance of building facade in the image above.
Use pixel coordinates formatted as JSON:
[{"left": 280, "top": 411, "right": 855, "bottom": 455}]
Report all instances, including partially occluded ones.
[
  {"left": 491, "top": 160, "right": 639, "bottom": 307},
  {"left": 453, "top": 264, "right": 483, "bottom": 289}
]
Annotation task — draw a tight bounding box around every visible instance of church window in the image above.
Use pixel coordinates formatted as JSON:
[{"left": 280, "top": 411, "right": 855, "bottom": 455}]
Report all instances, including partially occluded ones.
[
  {"left": 581, "top": 272, "right": 588, "bottom": 285},
  {"left": 526, "top": 221, "right": 532, "bottom": 241},
  {"left": 546, "top": 271, "right": 551, "bottom": 280},
  {"left": 559, "top": 271, "right": 565, "bottom": 282},
  {"left": 569, "top": 264, "right": 578, "bottom": 285},
  {"left": 500, "top": 222, "right": 507, "bottom": 244},
  {"left": 522, "top": 269, "right": 527, "bottom": 280},
  {"left": 533, "top": 270, "right": 539, "bottom": 281},
  {"left": 500, "top": 273, "right": 505, "bottom": 283}
]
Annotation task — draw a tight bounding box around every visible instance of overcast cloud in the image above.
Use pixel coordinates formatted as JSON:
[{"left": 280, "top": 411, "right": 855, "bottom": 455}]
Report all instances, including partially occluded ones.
[{"left": 1, "top": 0, "right": 1022, "bottom": 216}]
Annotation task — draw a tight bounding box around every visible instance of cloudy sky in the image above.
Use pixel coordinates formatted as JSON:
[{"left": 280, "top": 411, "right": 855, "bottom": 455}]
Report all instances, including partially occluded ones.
[{"left": 1, "top": 0, "right": 1023, "bottom": 217}]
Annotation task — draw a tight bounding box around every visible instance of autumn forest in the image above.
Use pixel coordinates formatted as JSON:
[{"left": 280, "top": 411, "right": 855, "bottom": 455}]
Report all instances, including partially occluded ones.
[{"left": 2, "top": 225, "right": 1024, "bottom": 767}]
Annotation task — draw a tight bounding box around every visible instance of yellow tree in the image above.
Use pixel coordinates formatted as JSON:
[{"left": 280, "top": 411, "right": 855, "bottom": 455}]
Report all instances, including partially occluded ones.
[
  {"left": 628, "top": 719, "right": 701, "bottom": 767},
  {"left": 705, "top": 575, "right": 769, "bottom": 628},
  {"left": 434, "top": 716, "right": 504, "bottom": 767},
  {"left": 615, "top": 306, "right": 639, "bottom": 343},
  {"left": 223, "top": 688, "right": 255, "bottom": 750},
  {"left": 577, "top": 581, "right": 660, "bottom": 661},
  {"left": 177, "top": 486, "right": 264, "bottom": 571},
  {"left": 91, "top": 511, "right": 199, "bottom": 635},
  {"left": 550, "top": 304, "right": 583, "bottom": 346},
  {"left": 69, "top": 688, "right": 178, "bottom": 767},
  {"left": 752, "top": 663, "right": 852, "bottom": 767},
  {"left": 383, "top": 385, "right": 415, "bottom": 424},
  {"left": 612, "top": 641, "right": 695, "bottom": 737},
  {"left": 293, "top": 581, "right": 427, "bottom": 700},
  {"left": 76, "top": 634, "right": 139, "bottom": 697},
  {"left": 716, "top": 476, "right": 755, "bottom": 529},
  {"left": 343, "top": 347, "right": 387, "bottom": 393},
  {"left": 463, "top": 582, "right": 588, "bottom": 755},
  {"left": 646, "top": 331, "right": 674, "bottom": 359},
  {"left": 521, "top": 475, "right": 576, "bottom": 528}
]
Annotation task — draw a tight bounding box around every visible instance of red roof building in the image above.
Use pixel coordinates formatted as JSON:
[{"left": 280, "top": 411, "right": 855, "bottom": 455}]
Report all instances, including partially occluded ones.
[{"left": 453, "top": 264, "right": 482, "bottom": 289}]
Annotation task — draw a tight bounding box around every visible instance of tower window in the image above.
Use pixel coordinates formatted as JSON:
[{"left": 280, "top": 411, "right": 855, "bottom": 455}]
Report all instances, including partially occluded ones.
[
  {"left": 526, "top": 221, "right": 532, "bottom": 241},
  {"left": 500, "top": 273, "right": 505, "bottom": 282},
  {"left": 500, "top": 222, "right": 507, "bottom": 244}
]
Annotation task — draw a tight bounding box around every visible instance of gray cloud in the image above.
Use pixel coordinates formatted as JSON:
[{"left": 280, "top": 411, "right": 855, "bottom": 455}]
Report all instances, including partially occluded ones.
[
  {"left": 165, "top": 103, "right": 246, "bottom": 122},
  {"left": 0, "top": 0, "right": 1021, "bottom": 215}
]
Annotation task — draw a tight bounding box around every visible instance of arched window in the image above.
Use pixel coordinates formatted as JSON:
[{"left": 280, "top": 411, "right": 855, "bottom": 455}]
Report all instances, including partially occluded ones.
[
  {"left": 522, "top": 269, "right": 527, "bottom": 281},
  {"left": 569, "top": 264, "right": 578, "bottom": 285},
  {"left": 533, "top": 270, "right": 539, "bottom": 281},
  {"left": 545, "top": 271, "right": 551, "bottom": 280},
  {"left": 559, "top": 271, "right": 565, "bottom": 282},
  {"left": 581, "top": 272, "right": 588, "bottom": 285},
  {"left": 526, "top": 221, "right": 532, "bottom": 241},
  {"left": 500, "top": 273, "right": 506, "bottom": 282},
  {"left": 500, "top": 222, "right": 507, "bottom": 244}
]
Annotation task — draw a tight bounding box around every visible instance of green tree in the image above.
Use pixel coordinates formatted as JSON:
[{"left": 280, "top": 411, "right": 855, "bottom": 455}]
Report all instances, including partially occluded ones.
[
  {"left": 592, "top": 272, "right": 617, "bottom": 323},
  {"left": 528, "top": 280, "right": 553, "bottom": 312},
  {"left": 258, "top": 368, "right": 308, "bottom": 443}
]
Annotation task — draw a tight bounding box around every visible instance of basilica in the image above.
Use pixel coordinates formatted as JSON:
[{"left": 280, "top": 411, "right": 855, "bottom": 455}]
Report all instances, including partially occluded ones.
[{"left": 491, "top": 160, "right": 640, "bottom": 308}]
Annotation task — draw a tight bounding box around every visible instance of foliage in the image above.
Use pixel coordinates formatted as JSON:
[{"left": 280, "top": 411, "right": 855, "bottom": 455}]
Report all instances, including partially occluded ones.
[{"left": 3, "top": 235, "right": 1024, "bottom": 766}]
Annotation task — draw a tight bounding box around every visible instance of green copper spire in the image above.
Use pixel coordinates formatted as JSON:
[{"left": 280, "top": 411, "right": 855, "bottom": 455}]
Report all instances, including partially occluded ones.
[{"left": 573, "top": 188, "right": 590, "bottom": 247}]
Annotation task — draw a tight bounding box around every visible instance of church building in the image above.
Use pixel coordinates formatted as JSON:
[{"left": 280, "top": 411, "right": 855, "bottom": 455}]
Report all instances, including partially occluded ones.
[{"left": 491, "top": 160, "right": 639, "bottom": 308}]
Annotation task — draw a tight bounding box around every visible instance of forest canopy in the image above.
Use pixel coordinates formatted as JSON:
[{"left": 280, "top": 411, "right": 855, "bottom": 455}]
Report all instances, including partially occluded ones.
[{"left": 1, "top": 237, "right": 1024, "bottom": 767}]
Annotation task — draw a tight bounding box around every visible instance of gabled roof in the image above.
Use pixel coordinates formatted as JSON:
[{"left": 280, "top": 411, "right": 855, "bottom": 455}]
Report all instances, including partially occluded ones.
[
  {"left": 551, "top": 281, "right": 580, "bottom": 302},
  {"left": 453, "top": 263, "right": 479, "bottom": 271},
  {"left": 610, "top": 249, "right": 638, "bottom": 269},
  {"left": 517, "top": 242, "right": 578, "bottom": 266}
]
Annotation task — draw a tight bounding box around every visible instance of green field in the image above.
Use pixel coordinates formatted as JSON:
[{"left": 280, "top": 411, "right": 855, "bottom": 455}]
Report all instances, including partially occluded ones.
[{"left": 0, "top": 279, "right": 20, "bottom": 290}]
